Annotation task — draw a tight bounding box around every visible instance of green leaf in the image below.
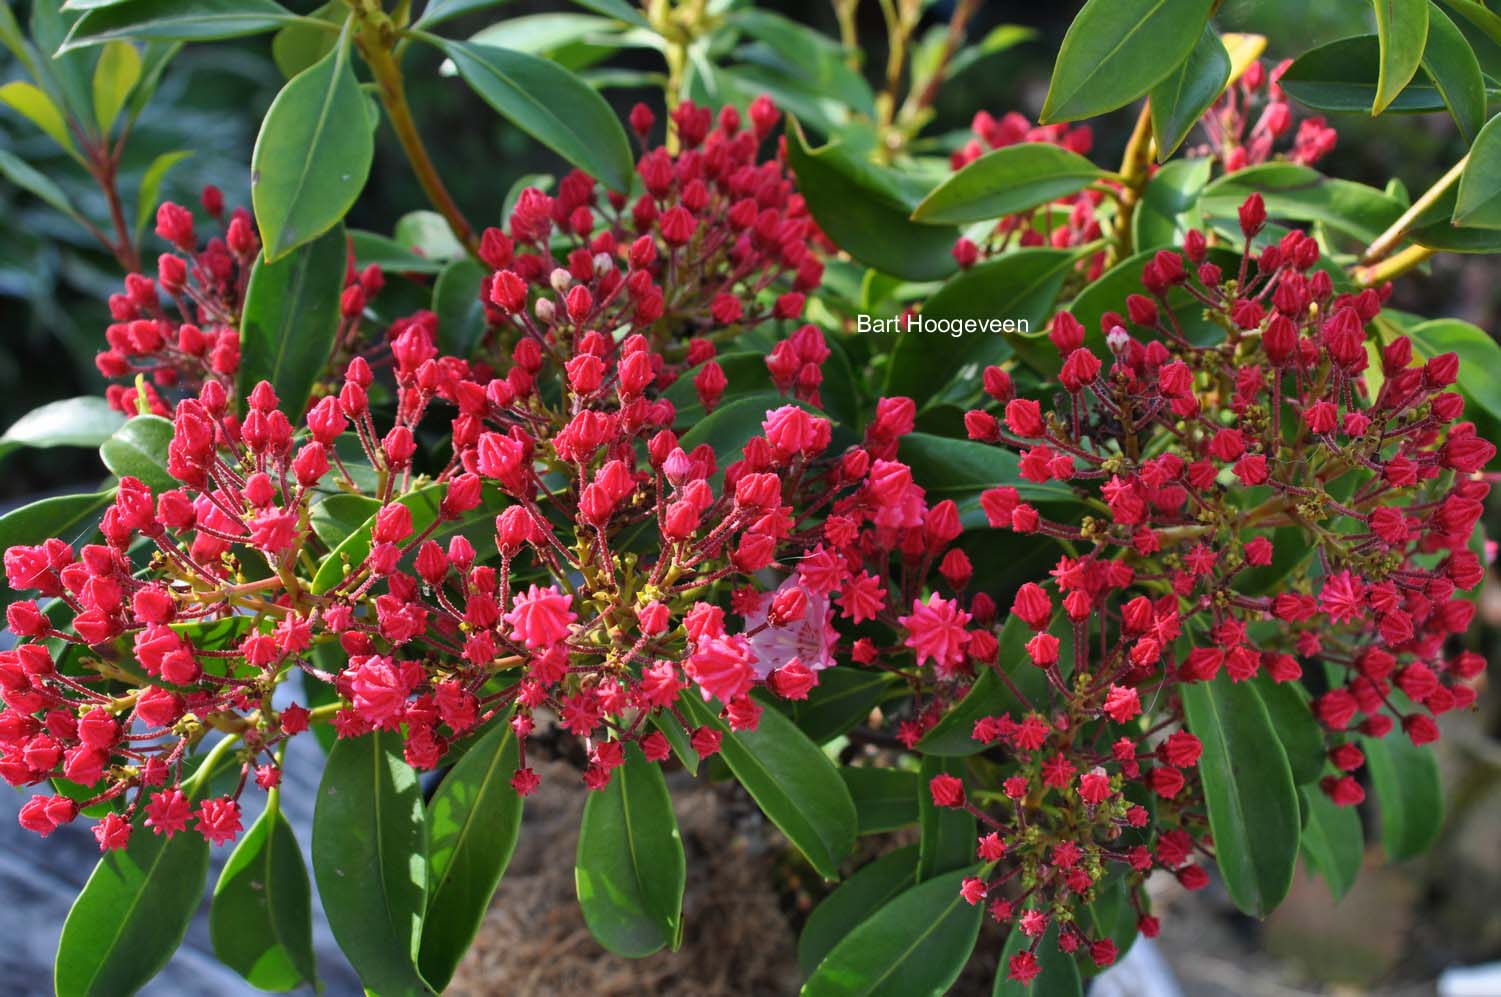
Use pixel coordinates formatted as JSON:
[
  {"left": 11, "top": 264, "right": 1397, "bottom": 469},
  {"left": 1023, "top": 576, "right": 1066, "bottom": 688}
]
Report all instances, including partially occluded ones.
[
  {"left": 882, "top": 249, "right": 1076, "bottom": 403},
  {"left": 1436, "top": 0, "right": 1501, "bottom": 45},
  {"left": 801, "top": 867, "right": 983, "bottom": 997},
  {"left": 1252, "top": 676, "right": 1325, "bottom": 786},
  {"left": 917, "top": 756, "right": 974, "bottom": 882},
  {"left": 310, "top": 492, "right": 382, "bottom": 547},
  {"left": 898, "top": 433, "right": 1079, "bottom": 508},
  {"left": 1300, "top": 787, "right": 1362, "bottom": 901},
  {"left": 729, "top": 9, "right": 874, "bottom": 118},
  {"left": 1422, "top": 4, "right": 1486, "bottom": 143},
  {"left": 681, "top": 695, "right": 857, "bottom": 880},
  {"left": 575, "top": 743, "right": 685, "bottom": 957},
  {"left": 840, "top": 767, "right": 919, "bottom": 836},
  {"left": 1361, "top": 729, "right": 1443, "bottom": 860},
  {"left": 416, "top": 0, "right": 513, "bottom": 28},
  {"left": 395, "top": 209, "right": 465, "bottom": 262},
  {"left": 0, "top": 396, "right": 124, "bottom": 461},
  {"left": 785, "top": 119, "right": 958, "bottom": 282},
  {"left": 1069, "top": 246, "right": 1243, "bottom": 365},
  {"left": 1372, "top": 0, "right": 1430, "bottom": 114},
  {"left": 251, "top": 31, "right": 372, "bottom": 261},
  {"left": 211, "top": 799, "right": 319, "bottom": 992},
  {"left": 91, "top": 39, "right": 140, "bottom": 131},
  {"left": 1281, "top": 35, "right": 1450, "bottom": 113},
  {"left": 0, "top": 80, "right": 80, "bottom": 156},
  {"left": 917, "top": 616, "right": 1049, "bottom": 756},
  {"left": 1181, "top": 671, "right": 1301, "bottom": 916},
  {"left": 62, "top": 0, "right": 299, "bottom": 50},
  {"left": 1456, "top": 112, "right": 1501, "bottom": 228},
  {"left": 1199, "top": 163, "right": 1405, "bottom": 244},
  {"left": 993, "top": 922, "right": 1082, "bottom": 997},
  {"left": 1132, "top": 157, "right": 1212, "bottom": 250},
  {"left": 99, "top": 414, "right": 174, "bottom": 492},
  {"left": 237, "top": 223, "right": 346, "bottom": 421},
  {"left": 270, "top": 0, "right": 340, "bottom": 79},
  {"left": 797, "top": 846, "right": 918, "bottom": 976},
  {"left": 1405, "top": 317, "right": 1501, "bottom": 420},
  {"left": 349, "top": 228, "right": 446, "bottom": 274},
  {"left": 1149, "top": 26, "right": 1230, "bottom": 160},
  {"left": 567, "top": 0, "right": 650, "bottom": 28},
  {"left": 55, "top": 810, "right": 210, "bottom": 996},
  {"left": 312, "top": 731, "right": 431, "bottom": 996},
  {"left": 0, "top": 147, "right": 88, "bottom": 226},
  {"left": 1041, "top": 0, "right": 1215, "bottom": 124},
  {"left": 435, "top": 38, "right": 633, "bottom": 193},
  {"left": 311, "top": 482, "right": 445, "bottom": 594},
  {"left": 912, "top": 143, "right": 1102, "bottom": 226},
  {"left": 420, "top": 715, "right": 524, "bottom": 988},
  {"left": 768, "top": 669, "right": 895, "bottom": 744},
  {"left": 132, "top": 148, "right": 192, "bottom": 243}
]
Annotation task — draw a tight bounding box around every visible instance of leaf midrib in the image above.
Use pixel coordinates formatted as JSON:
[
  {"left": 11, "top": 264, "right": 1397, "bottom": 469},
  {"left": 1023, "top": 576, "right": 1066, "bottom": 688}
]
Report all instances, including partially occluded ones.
[{"left": 1049, "top": 0, "right": 1174, "bottom": 117}]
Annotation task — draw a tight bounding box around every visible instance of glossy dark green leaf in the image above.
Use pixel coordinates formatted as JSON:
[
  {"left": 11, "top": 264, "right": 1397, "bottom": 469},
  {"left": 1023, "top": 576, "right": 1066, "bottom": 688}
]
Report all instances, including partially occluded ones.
[
  {"left": 416, "top": 0, "right": 512, "bottom": 28},
  {"left": 420, "top": 717, "right": 524, "bottom": 988},
  {"left": 1300, "top": 787, "right": 1362, "bottom": 901},
  {"left": 1134, "top": 158, "right": 1212, "bottom": 250},
  {"left": 917, "top": 756, "right": 974, "bottom": 882},
  {"left": 567, "top": 0, "right": 649, "bottom": 28},
  {"left": 433, "top": 258, "right": 490, "bottom": 358},
  {"left": 575, "top": 743, "right": 685, "bottom": 957},
  {"left": 882, "top": 249, "right": 1076, "bottom": 403},
  {"left": 1456, "top": 113, "right": 1501, "bottom": 227},
  {"left": 1422, "top": 4, "right": 1486, "bottom": 143},
  {"left": 912, "top": 144, "right": 1102, "bottom": 225},
  {"left": 1372, "top": 0, "right": 1429, "bottom": 114},
  {"left": 309, "top": 493, "right": 381, "bottom": 548},
  {"left": 99, "top": 414, "right": 174, "bottom": 492},
  {"left": 797, "top": 846, "right": 918, "bottom": 975},
  {"left": 1149, "top": 26, "right": 1230, "bottom": 160},
  {"left": 55, "top": 766, "right": 217, "bottom": 996},
  {"left": 436, "top": 39, "right": 633, "bottom": 192},
  {"left": 0, "top": 491, "right": 111, "bottom": 563},
  {"left": 1405, "top": 318, "right": 1501, "bottom": 420},
  {"left": 211, "top": 799, "right": 319, "bottom": 992},
  {"left": 785, "top": 119, "right": 958, "bottom": 282},
  {"left": 1199, "top": 163, "right": 1405, "bottom": 244},
  {"left": 1253, "top": 676, "right": 1325, "bottom": 786},
  {"left": 349, "top": 229, "right": 446, "bottom": 274},
  {"left": 917, "top": 615, "right": 1049, "bottom": 756},
  {"left": 238, "top": 223, "right": 345, "bottom": 422},
  {"left": 898, "top": 433, "right": 1079, "bottom": 508},
  {"left": 676, "top": 391, "right": 812, "bottom": 478},
  {"left": 312, "top": 482, "right": 445, "bottom": 594},
  {"left": 61, "top": 0, "right": 299, "bottom": 51},
  {"left": 312, "top": 731, "right": 431, "bottom": 996},
  {"left": 0, "top": 396, "right": 123, "bottom": 461},
  {"left": 1437, "top": 0, "right": 1501, "bottom": 45},
  {"left": 768, "top": 669, "right": 895, "bottom": 744},
  {"left": 1181, "top": 671, "right": 1300, "bottom": 916},
  {"left": 801, "top": 867, "right": 982, "bottom": 997},
  {"left": 1361, "top": 729, "right": 1443, "bottom": 860},
  {"left": 840, "top": 767, "right": 919, "bottom": 835},
  {"left": 251, "top": 33, "right": 372, "bottom": 261},
  {"left": 681, "top": 695, "right": 856, "bottom": 881},
  {"left": 1281, "top": 35, "right": 1450, "bottom": 113},
  {"left": 1041, "top": 0, "right": 1214, "bottom": 123},
  {"left": 993, "top": 922, "right": 1082, "bottom": 997}
]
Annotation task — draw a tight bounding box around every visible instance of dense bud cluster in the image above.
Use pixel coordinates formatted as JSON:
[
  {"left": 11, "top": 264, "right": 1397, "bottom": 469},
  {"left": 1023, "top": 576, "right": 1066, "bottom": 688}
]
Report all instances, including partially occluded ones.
[
  {"left": 1194, "top": 58, "right": 1337, "bottom": 170},
  {"left": 935, "top": 196, "right": 1493, "bottom": 982}
]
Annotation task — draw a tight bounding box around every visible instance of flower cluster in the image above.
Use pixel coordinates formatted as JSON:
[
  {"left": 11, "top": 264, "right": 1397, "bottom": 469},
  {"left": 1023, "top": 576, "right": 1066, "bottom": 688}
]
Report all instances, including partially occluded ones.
[
  {"left": 1194, "top": 58, "right": 1337, "bottom": 170},
  {"left": 477, "top": 96, "right": 823, "bottom": 386},
  {"left": 923, "top": 195, "right": 1492, "bottom": 983},
  {"left": 95, "top": 189, "right": 384, "bottom": 419}
]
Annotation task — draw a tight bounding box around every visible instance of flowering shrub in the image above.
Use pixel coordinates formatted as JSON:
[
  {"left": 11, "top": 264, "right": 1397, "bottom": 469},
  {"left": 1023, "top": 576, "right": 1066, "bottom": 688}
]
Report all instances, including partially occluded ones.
[{"left": 1, "top": 0, "right": 1499, "bottom": 995}]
